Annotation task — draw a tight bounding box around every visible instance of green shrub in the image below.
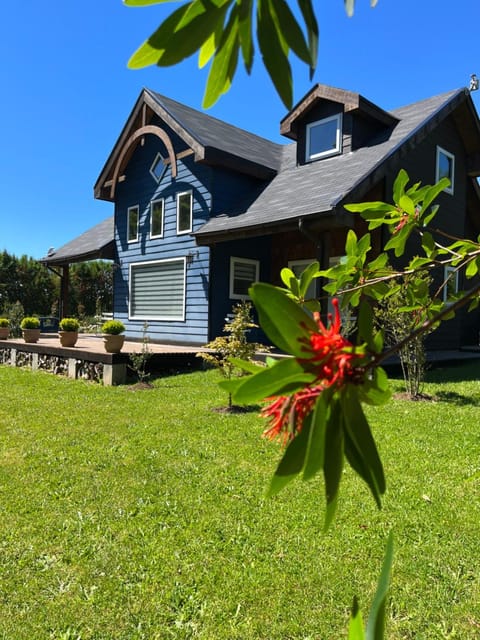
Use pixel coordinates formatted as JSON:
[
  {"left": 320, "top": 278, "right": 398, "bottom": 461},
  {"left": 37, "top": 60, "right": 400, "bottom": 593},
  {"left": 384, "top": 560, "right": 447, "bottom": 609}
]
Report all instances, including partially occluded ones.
[
  {"left": 0, "top": 318, "right": 9, "bottom": 328},
  {"left": 59, "top": 317, "right": 80, "bottom": 332},
  {"left": 101, "top": 319, "right": 125, "bottom": 335},
  {"left": 20, "top": 317, "right": 40, "bottom": 330}
]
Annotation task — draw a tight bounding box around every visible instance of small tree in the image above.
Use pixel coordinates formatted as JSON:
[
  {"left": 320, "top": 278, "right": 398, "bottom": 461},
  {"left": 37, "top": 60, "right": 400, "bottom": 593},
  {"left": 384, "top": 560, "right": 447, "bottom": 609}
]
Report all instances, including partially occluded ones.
[
  {"left": 198, "top": 302, "right": 268, "bottom": 409},
  {"left": 129, "top": 322, "right": 152, "bottom": 385},
  {"left": 374, "top": 271, "right": 432, "bottom": 399}
]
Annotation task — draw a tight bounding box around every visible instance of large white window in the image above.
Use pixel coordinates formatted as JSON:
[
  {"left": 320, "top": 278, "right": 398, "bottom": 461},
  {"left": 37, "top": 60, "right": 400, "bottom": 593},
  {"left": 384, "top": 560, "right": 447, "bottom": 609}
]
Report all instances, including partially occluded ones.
[
  {"left": 129, "top": 258, "right": 186, "bottom": 321},
  {"left": 306, "top": 114, "right": 343, "bottom": 161},
  {"left": 127, "top": 205, "right": 139, "bottom": 243},
  {"left": 436, "top": 146, "right": 455, "bottom": 194},
  {"left": 177, "top": 191, "right": 193, "bottom": 235},
  {"left": 229, "top": 257, "right": 259, "bottom": 299},
  {"left": 150, "top": 199, "right": 164, "bottom": 239}
]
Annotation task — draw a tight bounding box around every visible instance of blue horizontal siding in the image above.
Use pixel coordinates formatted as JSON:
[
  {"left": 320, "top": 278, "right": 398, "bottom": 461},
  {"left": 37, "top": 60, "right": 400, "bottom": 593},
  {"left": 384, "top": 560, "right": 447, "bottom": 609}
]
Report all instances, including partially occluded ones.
[{"left": 112, "top": 130, "right": 212, "bottom": 345}]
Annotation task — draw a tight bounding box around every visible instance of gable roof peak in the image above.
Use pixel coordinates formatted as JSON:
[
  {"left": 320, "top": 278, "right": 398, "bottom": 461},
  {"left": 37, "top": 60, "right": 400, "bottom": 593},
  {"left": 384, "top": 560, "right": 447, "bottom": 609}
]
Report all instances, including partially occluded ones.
[{"left": 280, "top": 83, "right": 399, "bottom": 140}]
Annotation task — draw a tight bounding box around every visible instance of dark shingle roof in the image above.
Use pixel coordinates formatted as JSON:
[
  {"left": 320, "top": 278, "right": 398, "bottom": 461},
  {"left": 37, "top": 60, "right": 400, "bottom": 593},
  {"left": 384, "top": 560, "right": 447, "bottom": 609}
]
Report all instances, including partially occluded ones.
[
  {"left": 146, "top": 90, "right": 283, "bottom": 173},
  {"left": 41, "top": 216, "right": 115, "bottom": 266},
  {"left": 195, "top": 89, "right": 467, "bottom": 240}
]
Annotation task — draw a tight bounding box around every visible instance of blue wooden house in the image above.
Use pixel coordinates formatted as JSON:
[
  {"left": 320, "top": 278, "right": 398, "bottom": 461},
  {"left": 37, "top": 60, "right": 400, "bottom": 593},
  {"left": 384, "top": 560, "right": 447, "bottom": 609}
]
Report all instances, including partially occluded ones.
[{"left": 44, "top": 84, "right": 480, "bottom": 349}]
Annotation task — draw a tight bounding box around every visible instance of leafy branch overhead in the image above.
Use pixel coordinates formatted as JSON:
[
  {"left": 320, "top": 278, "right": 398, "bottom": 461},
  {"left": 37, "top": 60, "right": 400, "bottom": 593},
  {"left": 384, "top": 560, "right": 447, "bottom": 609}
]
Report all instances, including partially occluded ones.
[{"left": 125, "top": 0, "right": 376, "bottom": 108}]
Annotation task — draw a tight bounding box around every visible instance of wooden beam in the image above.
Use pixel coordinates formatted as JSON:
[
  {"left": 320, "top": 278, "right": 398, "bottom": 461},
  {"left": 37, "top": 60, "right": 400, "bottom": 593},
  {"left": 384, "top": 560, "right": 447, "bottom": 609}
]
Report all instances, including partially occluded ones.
[
  {"left": 109, "top": 125, "right": 177, "bottom": 199},
  {"left": 164, "top": 148, "right": 195, "bottom": 165},
  {"left": 104, "top": 175, "right": 126, "bottom": 188}
]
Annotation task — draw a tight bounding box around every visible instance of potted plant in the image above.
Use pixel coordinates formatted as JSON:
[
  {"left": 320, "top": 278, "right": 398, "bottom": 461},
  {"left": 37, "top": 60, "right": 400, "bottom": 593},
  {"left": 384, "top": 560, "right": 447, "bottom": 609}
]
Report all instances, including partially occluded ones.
[
  {"left": 58, "top": 317, "right": 80, "bottom": 347},
  {"left": 101, "top": 319, "right": 125, "bottom": 353},
  {"left": 20, "top": 317, "right": 41, "bottom": 343},
  {"left": 0, "top": 318, "right": 9, "bottom": 340}
]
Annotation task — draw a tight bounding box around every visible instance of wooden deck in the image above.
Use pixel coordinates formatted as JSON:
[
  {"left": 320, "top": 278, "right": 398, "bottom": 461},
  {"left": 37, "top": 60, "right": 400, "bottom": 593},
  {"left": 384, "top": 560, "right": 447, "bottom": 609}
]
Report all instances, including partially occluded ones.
[{"left": 0, "top": 334, "right": 206, "bottom": 385}]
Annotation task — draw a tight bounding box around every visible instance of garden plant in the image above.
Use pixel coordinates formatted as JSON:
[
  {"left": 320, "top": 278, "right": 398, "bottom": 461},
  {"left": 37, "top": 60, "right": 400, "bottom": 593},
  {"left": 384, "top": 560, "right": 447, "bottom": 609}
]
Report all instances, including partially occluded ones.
[{"left": 220, "top": 170, "right": 480, "bottom": 636}]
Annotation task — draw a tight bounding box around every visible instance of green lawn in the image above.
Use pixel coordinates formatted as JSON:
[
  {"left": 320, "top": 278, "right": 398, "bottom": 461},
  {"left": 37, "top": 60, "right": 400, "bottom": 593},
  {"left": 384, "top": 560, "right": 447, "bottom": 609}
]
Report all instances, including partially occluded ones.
[{"left": 0, "top": 363, "right": 479, "bottom": 639}]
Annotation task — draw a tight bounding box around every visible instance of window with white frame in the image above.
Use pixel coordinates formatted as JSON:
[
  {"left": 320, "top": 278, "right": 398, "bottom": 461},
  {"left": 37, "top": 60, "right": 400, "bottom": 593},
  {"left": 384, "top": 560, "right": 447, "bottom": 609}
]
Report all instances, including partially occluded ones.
[
  {"left": 443, "top": 265, "right": 459, "bottom": 304},
  {"left": 127, "top": 205, "right": 139, "bottom": 243},
  {"left": 229, "top": 257, "right": 259, "bottom": 299},
  {"left": 129, "top": 258, "right": 186, "bottom": 321},
  {"left": 436, "top": 146, "right": 455, "bottom": 194},
  {"left": 306, "top": 113, "right": 343, "bottom": 161},
  {"left": 177, "top": 191, "right": 193, "bottom": 234},
  {"left": 150, "top": 199, "right": 164, "bottom": 238},
  {"left": 150, "top": 152, "right": 167, "bottom": 183}
]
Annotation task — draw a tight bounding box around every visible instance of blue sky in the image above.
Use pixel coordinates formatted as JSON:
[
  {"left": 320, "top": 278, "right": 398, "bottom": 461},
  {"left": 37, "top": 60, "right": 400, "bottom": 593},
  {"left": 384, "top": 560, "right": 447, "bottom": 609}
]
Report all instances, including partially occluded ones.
[{"left": 1, "top": 0, "right": 479, "bottom": 259}]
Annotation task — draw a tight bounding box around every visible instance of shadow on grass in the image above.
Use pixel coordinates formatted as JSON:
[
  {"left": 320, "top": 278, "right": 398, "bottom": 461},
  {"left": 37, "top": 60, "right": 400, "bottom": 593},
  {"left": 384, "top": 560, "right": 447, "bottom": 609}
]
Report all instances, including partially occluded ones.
[
  {"left": 425, "top": 360, "right": 480, "bottom": 384},
  {"left": 212, "top": 404, "right": 261, "bottom": 415},
  {"left": 432, "top": 390, "right": 480, "bottom": 406}
]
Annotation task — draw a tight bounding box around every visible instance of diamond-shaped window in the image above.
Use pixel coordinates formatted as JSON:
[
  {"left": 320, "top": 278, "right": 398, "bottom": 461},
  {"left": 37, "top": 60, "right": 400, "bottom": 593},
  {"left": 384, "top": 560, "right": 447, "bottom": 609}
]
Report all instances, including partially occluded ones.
[{"left": 150, "top": 152, "right": 167, "bottom": 183}]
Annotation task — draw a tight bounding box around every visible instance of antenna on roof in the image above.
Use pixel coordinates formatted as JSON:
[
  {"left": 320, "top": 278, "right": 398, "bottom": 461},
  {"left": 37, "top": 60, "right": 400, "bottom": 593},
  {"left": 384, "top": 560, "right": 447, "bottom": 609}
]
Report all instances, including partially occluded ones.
[{"left": 469, "top": 74, "right": 479, "bottom": 91}]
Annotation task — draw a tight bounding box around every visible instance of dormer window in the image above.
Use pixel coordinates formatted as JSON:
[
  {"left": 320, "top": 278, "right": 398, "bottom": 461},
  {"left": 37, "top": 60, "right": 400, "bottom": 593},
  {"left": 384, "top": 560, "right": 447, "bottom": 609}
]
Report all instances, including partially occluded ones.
[{"left": 306, "top": 113, "right": 343, "bottom": 161}]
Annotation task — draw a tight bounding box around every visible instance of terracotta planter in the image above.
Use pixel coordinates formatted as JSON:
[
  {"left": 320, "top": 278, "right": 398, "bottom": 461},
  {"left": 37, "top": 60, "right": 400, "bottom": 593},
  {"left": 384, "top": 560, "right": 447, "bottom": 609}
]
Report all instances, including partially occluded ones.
[
  {"left": 59, "top": 331, "right": 78, "bottom": 347},
  {"left": 22, "top": 329, "right": 41, "bottom": 343},
  {"left": 0, "top": 327, "right": 9, "bottom": 340},
  {"left": 103, "top": 334, "right": 125, "bottom": 354}
]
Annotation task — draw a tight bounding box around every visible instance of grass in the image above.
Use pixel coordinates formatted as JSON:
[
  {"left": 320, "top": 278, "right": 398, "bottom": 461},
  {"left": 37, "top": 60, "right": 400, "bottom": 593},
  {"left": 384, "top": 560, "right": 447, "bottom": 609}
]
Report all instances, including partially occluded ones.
[{"left": 0, "top": 362, "right": 479, "bottom": 639}]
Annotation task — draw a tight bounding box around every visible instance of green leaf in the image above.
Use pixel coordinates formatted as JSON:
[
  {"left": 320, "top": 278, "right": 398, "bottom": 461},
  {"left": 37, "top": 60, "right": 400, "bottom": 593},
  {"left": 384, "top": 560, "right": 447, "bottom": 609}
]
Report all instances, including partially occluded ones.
[
  {"left": 128, "top": 5, "right": 191, "bottom": 68},
  {"left": 199, "top": 24, "right": 222, "bottom": 68},
  {"left": 357, "top": 299, "right": 374, "bottom": 349},
  {"left": 392, "top": 169, "right": 409, "bottom": 205},
  {"left": 299, "top": 261, "right": 320, "bottom": 298},
  {"left": 296, "top": 0, "right": 318, "bottom": 77},
  {"left": 466, "top": 259, "right": 478, "bottom": 278},
  {"left": 420, "top": 178, "right": 450, "bottom": 214},
  {"left": 257, "top": 0, "right": 293, "bottom": 108},
  {"left": 365, "top": 532, "right": 394, "bottom": 640},
  {"left": 238, "top": 0, "right": 254, "bottom": 72},
  {"left": 161, "top": 0, "right": 231, "bottom": 66},
  {"left": 422, "top": 203, "right": 439, "bottom": 227},
  {"left": 218, "top": 376, "right": 249, "bottom": 395},
  {"left": 358, "top": 367, "right": 391, "bottom": 406},
  {"left": 280, "top": 267, "right": 295, "bottom": 289},
  {"left": 228, "top": 357, "right": 265, "bottom": 374},
  {"left": 249, "top": 283, "right": 317, "bottom": 356},
  {"left": 398, "top": 194, "right": 415, "bottom": 216},
  {"left": 323, "top": 399, "right": 344, "bottom": 530},
  {"left": 349, "top": 596, "right": 366, "bottom": 640},
  {"left": 345, "top": 202, "right": 395, "bottom": 214},
  {"left": 203, "top": 7, "right": 240, "bottom": 107},
  {"left": 267, "top": 416, "right": 312, "bottom": 496},
  {"left": 269, "top": 0, "right": 312, "bottom": 65},
  {"left": 345, "top": 229, "right": 358, "bottom": 255},
  {"left": 341, "top": 388, "right": 385, "bottom": 507},
  {"left": 233, "top": 357, "right": 315, "bottom": 404},
  {"left": 302, "top": 392, "right": 330, "bottom": 480}
]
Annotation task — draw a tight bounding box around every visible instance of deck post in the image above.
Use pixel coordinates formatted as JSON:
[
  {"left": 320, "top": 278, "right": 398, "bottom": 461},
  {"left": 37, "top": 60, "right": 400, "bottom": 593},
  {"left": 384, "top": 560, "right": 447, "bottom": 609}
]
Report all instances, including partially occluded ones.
[
  {"left": 31, "top": 353, "right": 39, "bottom": 370},
  {"left": 68, "top": 358, "right": 79, "bottom": 380},
  {"left": 10, "top": 348, "right": 17, "bottom": 366},
  {"left": 103, "top": 362, "right": 126, "bottom": 386}
]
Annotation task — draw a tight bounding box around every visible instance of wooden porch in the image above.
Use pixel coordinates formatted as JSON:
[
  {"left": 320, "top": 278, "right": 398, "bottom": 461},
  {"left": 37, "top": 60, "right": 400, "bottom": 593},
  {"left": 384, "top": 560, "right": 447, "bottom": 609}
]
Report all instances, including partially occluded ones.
[{"left": 0, "top": 334, "right": 206, "bottom": 385}]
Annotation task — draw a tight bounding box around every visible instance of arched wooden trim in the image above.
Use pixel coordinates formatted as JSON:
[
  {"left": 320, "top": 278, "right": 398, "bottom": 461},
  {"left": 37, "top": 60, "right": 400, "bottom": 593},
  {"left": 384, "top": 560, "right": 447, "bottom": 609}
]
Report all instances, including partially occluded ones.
[{"left": 109, "top": 125, "right": 177, "bottom": 198}]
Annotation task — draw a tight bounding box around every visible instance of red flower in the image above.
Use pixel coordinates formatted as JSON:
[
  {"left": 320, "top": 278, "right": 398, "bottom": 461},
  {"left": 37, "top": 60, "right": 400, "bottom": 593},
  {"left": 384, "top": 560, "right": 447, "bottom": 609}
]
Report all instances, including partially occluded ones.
[{"left": 261, "top": 299, "right": 362, "bottom": 444}]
